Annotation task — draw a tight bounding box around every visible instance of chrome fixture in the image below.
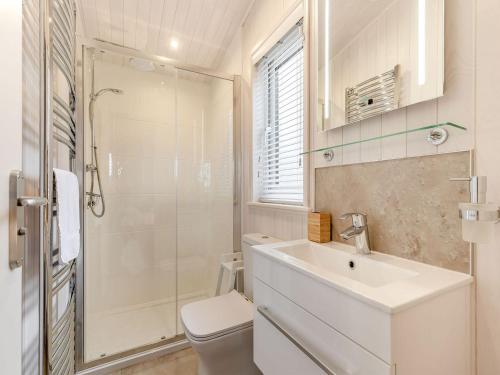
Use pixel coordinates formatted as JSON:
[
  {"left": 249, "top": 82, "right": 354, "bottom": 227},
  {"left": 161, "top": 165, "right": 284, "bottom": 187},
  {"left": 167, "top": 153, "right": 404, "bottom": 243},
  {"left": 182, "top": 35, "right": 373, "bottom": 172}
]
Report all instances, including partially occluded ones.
[
  {"left": 450, "top": 176, "right": 500, "bottom": 223},
  {"left": 427, "top": 127, "right": 449, "bottom": 145},
  {"left": 449, "top": 176, "right": 499, "bottom": 244},
  {"left": 9, "top": 170, "right": 48, "bottom": 269},
  {"left": 345, "top": 65, "right": 400, "bottom": 124},
  {"left": 450, "top": 176, "right": 487, "bottom": 204},
  {"left": 40, "top": 0, "right": 80, "bottom": 373},
  {"left": 339, "top": 212, "right": 371, "bottom": 254},
  {"left": 323, "top": 149, "right": 334, "bottom": 161},
  {"left": 87, "top": 55, "right": 124, "bottom": 217}
]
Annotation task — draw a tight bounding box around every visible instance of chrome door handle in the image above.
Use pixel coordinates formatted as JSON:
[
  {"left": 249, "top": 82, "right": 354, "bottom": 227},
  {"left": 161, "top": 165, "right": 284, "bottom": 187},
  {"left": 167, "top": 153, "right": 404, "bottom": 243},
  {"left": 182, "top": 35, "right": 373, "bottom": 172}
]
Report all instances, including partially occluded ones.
[
  {"left": 18, "top": 196, "right": 48, "bottom": 207},
  {"left": 9, "top": 170, "right": 48, "bottom": 269},
  {"left": 257, "top": 305, "right": 348, "bottom": 375}
]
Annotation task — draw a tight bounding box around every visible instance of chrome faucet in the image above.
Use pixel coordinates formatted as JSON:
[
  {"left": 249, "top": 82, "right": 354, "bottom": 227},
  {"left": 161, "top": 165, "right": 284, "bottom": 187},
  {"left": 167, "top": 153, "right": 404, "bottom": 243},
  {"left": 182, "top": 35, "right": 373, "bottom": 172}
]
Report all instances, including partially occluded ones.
[{"left": 339, "top": 213, "right": 371, "bottom": 254}]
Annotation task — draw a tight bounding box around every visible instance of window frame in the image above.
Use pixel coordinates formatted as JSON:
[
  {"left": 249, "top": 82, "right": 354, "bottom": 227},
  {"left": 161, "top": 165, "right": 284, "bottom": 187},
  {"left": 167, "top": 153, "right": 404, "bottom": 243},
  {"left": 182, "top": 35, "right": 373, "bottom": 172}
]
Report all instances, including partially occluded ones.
[{"left": 252, "top": 19, "right": 307, "bottom": 207}]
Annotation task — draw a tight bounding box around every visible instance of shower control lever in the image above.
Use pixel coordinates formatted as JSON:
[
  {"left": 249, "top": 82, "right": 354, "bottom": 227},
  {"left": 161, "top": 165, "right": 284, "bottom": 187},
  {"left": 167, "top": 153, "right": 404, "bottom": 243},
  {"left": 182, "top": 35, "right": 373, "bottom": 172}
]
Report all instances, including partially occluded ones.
[
  {"left": 86, "top": 164, "right": 97, "bottom": 172},
  {"left": 9, "top": 170, "right": 48, "bottom": 269}
]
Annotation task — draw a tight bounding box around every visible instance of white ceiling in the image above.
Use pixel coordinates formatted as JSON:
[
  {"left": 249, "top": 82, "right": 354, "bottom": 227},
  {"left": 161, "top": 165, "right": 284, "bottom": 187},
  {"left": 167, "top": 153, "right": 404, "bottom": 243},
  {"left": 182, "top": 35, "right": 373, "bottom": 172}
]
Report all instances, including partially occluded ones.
[{"left": 76, "top": 0, "right": 253, "bottom": 70}]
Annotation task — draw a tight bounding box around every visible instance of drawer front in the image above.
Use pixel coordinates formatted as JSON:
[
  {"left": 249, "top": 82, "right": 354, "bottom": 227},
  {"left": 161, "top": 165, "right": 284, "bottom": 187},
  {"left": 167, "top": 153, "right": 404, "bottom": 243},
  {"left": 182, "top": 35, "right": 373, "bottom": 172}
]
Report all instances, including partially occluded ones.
[
  {"left": 253, "top": 278, "right": 393, "bottom": 375},
  {"left": 253, "top": 251, "right": 392, "bottom": 362}
]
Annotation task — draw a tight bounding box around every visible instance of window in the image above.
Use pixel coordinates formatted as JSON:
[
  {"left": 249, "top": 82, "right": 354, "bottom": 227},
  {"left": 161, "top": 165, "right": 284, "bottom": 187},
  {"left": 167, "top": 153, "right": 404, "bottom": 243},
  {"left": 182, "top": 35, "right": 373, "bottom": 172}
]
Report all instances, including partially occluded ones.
[{"left": 253, "top": 21, "right": 305, "bottom": 205}]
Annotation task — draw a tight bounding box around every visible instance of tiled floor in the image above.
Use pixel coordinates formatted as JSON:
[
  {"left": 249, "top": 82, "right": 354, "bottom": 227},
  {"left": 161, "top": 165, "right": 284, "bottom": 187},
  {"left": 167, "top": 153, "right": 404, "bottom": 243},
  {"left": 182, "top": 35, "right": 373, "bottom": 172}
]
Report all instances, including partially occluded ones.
[{"left": 109, "top": 348, "right": 198, "bottom": 375}]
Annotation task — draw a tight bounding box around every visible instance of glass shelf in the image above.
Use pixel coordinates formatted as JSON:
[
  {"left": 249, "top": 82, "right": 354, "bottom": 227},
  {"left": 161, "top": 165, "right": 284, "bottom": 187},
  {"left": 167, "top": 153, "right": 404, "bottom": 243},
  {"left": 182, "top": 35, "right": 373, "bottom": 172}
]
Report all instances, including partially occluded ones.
[{"left": 301, "top": 122, "right": 467, "bottom": 156}]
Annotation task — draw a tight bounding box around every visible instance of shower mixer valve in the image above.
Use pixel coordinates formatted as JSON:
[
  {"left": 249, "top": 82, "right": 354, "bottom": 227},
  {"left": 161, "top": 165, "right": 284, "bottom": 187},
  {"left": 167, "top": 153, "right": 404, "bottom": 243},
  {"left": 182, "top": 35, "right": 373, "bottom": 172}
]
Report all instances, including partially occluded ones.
[
  {"left": 86, "top": 164, "right": 97, "bottom": 172},
  {"left": 86, "top": 191, "right": 101, "bottom": 208}
]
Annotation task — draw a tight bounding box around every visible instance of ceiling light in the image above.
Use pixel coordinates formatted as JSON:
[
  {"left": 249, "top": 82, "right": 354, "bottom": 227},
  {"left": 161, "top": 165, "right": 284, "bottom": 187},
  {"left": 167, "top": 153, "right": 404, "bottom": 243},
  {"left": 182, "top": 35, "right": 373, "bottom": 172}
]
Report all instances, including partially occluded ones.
[{"left": 170, "top": 38, "right": 179, "bottom": 50}]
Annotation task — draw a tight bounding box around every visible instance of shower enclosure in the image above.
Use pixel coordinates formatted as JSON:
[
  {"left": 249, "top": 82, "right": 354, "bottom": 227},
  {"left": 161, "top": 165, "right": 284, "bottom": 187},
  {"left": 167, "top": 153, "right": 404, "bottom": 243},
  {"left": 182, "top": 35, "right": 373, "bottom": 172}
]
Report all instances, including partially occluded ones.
[{"left": 76, "top": 44, "right": 239, "bottom": 368}]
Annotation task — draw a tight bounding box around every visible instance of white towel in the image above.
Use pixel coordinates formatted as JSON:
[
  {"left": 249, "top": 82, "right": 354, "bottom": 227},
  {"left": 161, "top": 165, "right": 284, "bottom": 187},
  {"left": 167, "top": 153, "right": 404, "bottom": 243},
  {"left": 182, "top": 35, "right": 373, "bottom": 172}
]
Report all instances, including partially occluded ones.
[{"left": 53, "top": 168, "right": 80, "bottom": 264}]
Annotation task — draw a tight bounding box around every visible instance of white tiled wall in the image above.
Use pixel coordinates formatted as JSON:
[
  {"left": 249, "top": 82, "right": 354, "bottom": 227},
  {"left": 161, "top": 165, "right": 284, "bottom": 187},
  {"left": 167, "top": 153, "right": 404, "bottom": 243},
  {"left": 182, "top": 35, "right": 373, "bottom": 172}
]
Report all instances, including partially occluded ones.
[{"left": 85, "top": 61, "right": 177, "bottom": 316}]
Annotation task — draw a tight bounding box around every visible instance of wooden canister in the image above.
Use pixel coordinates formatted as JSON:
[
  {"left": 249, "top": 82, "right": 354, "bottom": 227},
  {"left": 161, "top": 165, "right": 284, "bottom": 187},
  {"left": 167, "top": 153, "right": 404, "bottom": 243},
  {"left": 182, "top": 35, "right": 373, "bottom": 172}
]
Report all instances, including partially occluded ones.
[{"left": 308, "top": 212, "right": 331, "bottom": 243}]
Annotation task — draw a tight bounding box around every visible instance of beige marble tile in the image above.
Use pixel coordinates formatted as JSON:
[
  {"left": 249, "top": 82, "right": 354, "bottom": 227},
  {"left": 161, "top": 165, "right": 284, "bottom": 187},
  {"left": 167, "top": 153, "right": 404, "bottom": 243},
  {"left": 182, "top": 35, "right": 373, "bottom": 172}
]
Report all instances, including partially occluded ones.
[
  {"left": 110, "top": 348, "right": 198, "bottom": 375},
  {"left": 316, "top": 151, "right": 471, "bottom": 273}
]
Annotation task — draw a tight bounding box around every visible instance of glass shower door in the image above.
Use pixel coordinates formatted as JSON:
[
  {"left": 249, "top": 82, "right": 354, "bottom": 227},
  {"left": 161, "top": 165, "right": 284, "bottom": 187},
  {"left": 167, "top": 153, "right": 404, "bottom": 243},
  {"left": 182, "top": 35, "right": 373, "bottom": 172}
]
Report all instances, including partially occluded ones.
[{"left": 175, "top": 69, "right": 235, "bottom": 333}]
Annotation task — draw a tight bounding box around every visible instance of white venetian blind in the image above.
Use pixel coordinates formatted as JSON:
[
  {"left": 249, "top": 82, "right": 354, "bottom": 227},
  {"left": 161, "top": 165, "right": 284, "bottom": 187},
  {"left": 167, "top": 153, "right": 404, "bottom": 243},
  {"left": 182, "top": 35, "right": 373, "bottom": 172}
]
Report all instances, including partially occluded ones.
[{"left": 253, "top": 20, "right": 304, "bottom": 205}]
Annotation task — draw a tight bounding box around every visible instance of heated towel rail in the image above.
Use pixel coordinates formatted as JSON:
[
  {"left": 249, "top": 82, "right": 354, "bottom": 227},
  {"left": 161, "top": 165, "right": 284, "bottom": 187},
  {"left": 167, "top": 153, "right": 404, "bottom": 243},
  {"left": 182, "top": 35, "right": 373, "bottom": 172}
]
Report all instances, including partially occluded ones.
[{"left": 43, "top": 0, "right": 77, "bottom": 374}]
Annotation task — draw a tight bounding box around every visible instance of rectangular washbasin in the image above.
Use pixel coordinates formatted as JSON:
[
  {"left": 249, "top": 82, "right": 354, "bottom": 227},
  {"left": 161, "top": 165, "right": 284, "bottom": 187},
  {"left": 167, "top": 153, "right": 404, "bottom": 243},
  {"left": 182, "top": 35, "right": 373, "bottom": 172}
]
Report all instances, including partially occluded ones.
[
  {"left": 278, "top": 242, "right": 418, "bottom": 287},
  {"left": 253, "top": 239, "right": 473, "bottom": 313}
]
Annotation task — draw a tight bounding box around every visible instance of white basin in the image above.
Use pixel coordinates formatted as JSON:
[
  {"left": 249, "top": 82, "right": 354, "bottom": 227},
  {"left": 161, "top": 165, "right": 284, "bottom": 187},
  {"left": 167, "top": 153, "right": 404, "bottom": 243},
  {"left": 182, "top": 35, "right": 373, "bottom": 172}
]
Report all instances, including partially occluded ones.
[
  {"left": 278, "top": 242, "right": 418, "bottom": 287},
  {"left": 253, "top": 239, "right": 473, "bottom": 312}
]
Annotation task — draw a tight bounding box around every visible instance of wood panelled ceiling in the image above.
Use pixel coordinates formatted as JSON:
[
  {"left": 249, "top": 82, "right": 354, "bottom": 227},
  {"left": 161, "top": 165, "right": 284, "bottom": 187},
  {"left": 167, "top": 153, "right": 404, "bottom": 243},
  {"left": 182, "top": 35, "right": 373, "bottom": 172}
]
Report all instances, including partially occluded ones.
[{"left": 77, "top": 0, "right": 253, "bottom": 69}]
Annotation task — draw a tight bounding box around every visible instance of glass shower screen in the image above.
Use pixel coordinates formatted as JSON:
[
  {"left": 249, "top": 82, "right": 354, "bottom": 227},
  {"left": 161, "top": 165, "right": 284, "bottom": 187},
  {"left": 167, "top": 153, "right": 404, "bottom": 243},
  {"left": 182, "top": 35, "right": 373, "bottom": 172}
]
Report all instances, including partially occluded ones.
[{"left": 83, "top": 50, "right": 234, "bottom": 362}]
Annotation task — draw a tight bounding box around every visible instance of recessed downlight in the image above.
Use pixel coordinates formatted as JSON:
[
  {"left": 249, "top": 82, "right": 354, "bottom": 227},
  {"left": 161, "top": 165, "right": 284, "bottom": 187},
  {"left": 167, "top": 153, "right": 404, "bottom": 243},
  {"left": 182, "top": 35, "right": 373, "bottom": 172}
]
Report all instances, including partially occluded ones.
[{"left": 170, "top": 38, "right": 179, "bottom": 50}]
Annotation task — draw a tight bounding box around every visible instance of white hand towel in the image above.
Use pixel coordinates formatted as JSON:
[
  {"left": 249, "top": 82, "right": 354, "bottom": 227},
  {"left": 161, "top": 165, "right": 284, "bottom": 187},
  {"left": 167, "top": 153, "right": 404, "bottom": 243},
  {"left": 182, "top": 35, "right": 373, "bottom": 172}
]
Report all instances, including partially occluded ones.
[{"left": 53, "top": 168, "right": 80, "bottom": 264}]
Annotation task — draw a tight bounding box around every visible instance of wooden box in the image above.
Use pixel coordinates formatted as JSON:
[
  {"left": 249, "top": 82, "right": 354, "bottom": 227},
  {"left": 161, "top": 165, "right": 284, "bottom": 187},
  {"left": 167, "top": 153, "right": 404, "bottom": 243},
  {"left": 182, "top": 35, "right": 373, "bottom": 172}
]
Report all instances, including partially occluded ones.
[{"left": 308, "top": 212, "right": 331, "bottom": 243}]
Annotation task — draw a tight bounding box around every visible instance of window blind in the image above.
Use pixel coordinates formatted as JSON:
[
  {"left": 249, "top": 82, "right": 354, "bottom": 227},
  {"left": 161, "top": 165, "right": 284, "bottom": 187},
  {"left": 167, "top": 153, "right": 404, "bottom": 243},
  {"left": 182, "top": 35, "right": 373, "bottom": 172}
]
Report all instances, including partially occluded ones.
[{"left": 253, "top": 20, "right": 305, "bottom": 205}]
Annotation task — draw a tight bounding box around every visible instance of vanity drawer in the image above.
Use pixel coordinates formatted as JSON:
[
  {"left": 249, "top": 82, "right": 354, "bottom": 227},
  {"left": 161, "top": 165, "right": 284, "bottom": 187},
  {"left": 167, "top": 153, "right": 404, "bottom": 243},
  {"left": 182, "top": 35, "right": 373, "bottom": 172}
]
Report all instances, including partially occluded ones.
[
  {"left": 253, "top": 278, "right": 393, "bottom": 375},
  {"left": 253, "top": 251, "right": 392, "bottom": 362}
]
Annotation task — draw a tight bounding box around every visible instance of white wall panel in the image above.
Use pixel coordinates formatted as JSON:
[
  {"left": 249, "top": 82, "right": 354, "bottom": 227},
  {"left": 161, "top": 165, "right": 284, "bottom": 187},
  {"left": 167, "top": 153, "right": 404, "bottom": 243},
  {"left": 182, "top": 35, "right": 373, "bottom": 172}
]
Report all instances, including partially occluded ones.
[
  {"left": 0, "top": 1, "right": 23, "bottom": 374},
  {"left": 476, "top": 0, "right": 500, "bottom": 373}
]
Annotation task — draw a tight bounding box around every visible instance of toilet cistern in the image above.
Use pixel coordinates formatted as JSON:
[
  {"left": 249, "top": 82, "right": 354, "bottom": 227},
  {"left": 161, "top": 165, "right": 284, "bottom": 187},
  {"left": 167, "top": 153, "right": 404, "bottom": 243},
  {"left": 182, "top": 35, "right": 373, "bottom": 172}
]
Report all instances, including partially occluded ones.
[{"left": 339, "top": 213, "right": 371, "bottom": 254}]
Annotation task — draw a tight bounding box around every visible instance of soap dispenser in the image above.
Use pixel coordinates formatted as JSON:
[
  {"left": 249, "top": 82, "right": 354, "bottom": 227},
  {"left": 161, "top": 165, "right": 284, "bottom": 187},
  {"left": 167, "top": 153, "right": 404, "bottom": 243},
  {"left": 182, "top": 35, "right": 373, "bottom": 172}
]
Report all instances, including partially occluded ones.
[{"left": 450, "top": 176, "right": 500, "bottom": 243}]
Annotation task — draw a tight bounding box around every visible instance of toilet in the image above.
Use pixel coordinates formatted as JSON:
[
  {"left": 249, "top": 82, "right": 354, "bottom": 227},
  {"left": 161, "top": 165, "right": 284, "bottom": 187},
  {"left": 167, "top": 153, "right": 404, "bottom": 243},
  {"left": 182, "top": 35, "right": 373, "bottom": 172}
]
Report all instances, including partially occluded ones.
[{"left": 181, "top": 233, "right": 281, "bottom": 375}]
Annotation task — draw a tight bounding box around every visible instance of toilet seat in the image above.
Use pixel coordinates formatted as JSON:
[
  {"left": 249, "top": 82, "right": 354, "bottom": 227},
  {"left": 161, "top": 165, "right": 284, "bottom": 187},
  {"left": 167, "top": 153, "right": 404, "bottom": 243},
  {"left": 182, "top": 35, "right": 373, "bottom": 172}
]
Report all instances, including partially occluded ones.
[{"left": 181, "top": 291, "right": 254, "bottom": 342}]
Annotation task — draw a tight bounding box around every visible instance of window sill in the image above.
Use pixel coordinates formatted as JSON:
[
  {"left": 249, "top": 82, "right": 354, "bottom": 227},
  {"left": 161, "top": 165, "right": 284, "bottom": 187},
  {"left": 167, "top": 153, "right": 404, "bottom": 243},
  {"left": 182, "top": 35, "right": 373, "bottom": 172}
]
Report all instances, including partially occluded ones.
[{"left": 247, "top": 201, "right": 312, "bottom": 213}]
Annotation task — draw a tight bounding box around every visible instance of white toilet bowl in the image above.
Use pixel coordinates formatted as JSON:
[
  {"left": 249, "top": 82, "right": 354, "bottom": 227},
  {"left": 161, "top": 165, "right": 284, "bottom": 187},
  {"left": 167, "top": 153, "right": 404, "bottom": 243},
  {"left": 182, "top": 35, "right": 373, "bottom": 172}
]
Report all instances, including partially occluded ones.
[
  {"left": 181, "top": 291, "right": 259, "bottom": 375},
  {"left": 181, "top": 233, "right": 281, "bottom": 375}
]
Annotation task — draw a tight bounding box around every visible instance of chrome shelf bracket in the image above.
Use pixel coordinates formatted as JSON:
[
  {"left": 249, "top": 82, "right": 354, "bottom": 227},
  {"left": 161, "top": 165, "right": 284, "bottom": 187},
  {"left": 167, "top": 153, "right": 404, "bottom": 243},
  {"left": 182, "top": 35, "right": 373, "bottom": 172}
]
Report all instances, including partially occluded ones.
[{"left": 427, "top": 127, "right": 448, "bottom": 145}]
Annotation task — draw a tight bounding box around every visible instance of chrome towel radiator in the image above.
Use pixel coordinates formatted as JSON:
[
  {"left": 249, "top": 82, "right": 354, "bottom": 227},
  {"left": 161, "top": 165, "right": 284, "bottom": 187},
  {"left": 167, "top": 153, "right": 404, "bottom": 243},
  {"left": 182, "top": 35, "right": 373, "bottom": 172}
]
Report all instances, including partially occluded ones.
[
  {"left": 345, "top": 65, "right": 400, "bottom": 124},
  {"left": 43, "top": 0, "right": 77, "bottom": 374}
]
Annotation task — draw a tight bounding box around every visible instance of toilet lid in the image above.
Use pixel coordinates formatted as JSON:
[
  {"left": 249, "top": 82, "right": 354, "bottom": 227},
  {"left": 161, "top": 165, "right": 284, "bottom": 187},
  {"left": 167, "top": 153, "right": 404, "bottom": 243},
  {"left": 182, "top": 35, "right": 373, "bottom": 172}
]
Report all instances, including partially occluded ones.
[{"left": 181, "top": 291, "right": 253, "bottom": 340}]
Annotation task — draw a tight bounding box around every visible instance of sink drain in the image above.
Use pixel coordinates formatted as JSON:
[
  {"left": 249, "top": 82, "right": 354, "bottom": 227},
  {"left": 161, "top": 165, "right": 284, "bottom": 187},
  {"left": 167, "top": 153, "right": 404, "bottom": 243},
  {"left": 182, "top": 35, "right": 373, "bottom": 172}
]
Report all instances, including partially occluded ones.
[{"left": 349, "top": 260, "right": 356, "bottom": 270}]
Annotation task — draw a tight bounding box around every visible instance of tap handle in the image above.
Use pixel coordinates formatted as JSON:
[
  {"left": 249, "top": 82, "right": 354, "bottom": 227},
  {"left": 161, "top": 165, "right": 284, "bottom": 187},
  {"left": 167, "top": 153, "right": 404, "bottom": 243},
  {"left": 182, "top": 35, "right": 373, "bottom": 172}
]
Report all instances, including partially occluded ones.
[
  {"left": 339, "top": 212, "right": 359, "bottom": 220},
  {"left": 339, "top": 212, "right": 367, "bottom": 227}
]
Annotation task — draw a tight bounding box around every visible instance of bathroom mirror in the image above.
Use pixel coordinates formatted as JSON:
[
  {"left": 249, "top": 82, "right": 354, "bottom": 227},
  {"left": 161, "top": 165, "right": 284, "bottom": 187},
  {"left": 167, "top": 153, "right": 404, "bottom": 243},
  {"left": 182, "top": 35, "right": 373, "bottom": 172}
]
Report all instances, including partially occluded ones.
[{"left": 316, "top": 0, "right": 444, "bottom": 130}]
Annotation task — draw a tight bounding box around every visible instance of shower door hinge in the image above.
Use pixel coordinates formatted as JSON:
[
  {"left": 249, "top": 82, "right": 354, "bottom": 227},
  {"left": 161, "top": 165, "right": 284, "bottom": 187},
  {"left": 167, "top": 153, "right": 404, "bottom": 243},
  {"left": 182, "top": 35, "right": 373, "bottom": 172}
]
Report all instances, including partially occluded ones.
[{"left": 9, "top": 170, "right": 48, "bottom": 269}]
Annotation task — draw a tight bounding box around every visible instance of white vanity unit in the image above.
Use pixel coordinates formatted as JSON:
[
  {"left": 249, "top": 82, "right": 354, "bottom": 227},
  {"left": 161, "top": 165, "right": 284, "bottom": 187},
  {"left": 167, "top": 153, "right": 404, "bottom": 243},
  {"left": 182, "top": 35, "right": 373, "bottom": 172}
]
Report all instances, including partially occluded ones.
[{"left": 252, "top": 240, "right": 473, "bottom": 375}]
